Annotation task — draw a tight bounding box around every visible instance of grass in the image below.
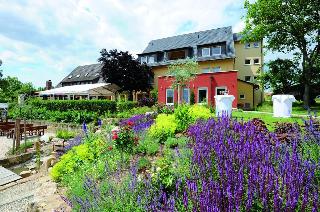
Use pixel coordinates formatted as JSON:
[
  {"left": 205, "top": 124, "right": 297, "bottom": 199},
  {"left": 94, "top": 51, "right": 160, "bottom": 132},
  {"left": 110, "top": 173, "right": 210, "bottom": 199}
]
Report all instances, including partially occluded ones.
[
  {"left": 232, "top": 111, "right": 305, "bottom": 131},
  {"left": 256, "top": 99, "right": 320, "bottom": 115},
  {"left": 7, "top": 140, "right": 34, "bottom": 156}
]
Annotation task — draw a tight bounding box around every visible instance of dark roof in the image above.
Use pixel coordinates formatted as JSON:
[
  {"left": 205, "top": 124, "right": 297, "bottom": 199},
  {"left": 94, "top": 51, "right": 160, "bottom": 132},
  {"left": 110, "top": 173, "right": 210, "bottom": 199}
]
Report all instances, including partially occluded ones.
[
  {"left": 233, "top": 33, "right": 243, "bottom": 42},
  {"left": 141, "top": 26, "right": 235, "bottom": 55},
  {"left": 58, "top": 63, "right": 103, "bottom": 85}
]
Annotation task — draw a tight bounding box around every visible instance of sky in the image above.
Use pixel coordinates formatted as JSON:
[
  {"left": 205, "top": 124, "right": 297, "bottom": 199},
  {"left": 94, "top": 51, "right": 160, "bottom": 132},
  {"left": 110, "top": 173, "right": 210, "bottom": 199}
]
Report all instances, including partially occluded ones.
[{"left": 0, "top": 0, "right": 248, "bottom": 87}]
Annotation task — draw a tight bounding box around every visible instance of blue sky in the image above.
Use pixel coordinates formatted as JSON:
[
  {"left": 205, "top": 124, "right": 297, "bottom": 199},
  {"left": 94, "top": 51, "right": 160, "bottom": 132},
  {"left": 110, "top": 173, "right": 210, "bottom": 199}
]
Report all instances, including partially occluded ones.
[{"left": 0, "top": 0, "right": 247, "bottom": 87}]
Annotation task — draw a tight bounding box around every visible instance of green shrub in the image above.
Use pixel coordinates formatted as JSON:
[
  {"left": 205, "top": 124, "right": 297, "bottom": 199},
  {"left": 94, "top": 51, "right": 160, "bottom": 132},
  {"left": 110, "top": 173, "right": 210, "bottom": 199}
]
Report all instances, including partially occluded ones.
[
  {"left": 117, "top": 101, "right": 138, "bottom": 112},
  {"left": 116, "top": 106, "right": 154, "bottom": 118},
  {"left": 29, "top": 99, "right": 117, "bottom": 114},
  {"left": 56, "top": 129, "right": 77, "bottom": 140},
  {"left": 136, "top": 136, "right": 160, "bottom": 156},
  {"left": 148, "top": 114, "right": 177, "bottom": 142},
  {"left": 137, "top": 157, "right": 151, "bottom": 171},
  {"left": 188, "top": 104, "right": 212, "bottom": 121},
  {"left": 165, "top": 137, "right": 188, "bottom": 149}
]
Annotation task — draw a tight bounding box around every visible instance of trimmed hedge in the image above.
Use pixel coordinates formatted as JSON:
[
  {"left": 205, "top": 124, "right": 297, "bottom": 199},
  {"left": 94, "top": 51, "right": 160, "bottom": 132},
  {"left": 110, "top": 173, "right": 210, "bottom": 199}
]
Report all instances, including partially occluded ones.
[
  {"left": 117, "top": 101, "right": 138, "bottom": 112},
  {"left": 29, "top": 99, "right": 117, "bottom": 115}
]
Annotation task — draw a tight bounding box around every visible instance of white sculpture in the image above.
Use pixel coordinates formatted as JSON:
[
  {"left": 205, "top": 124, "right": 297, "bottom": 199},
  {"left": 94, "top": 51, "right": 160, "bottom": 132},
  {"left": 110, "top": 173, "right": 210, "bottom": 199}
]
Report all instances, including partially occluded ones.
[
  {"left": 272, "top": 95, "right": 296, "bottom": 118},
  {"left": 214, "top": 95, "right": 235, "bottom": 117}
]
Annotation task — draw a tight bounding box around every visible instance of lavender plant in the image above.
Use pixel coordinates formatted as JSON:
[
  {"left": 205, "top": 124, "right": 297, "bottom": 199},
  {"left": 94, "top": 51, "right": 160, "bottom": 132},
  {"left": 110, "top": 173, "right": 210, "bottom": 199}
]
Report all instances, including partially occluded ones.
[{"left": 120, "top": 114, "right": 155, "bottom": 133}]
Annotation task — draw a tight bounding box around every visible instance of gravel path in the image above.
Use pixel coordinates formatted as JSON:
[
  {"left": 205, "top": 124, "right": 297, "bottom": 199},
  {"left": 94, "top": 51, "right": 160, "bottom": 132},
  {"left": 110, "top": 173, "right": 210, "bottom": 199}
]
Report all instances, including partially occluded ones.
[{"left": 0, "top": 136, "right": 13, "bottom": 160}]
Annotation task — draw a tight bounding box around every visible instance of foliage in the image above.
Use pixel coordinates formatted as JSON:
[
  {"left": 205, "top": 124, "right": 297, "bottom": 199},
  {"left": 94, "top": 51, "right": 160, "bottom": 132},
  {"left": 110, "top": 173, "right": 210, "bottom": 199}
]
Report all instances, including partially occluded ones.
[
  {"left": 155, "top": 103, "right": 174, "bottom": 114},
  {"left": 164, "top": 137, "right": 188, "bottom": 149},
  {"left": 117, "top": 101, "right": 138, "bottom": 112},
  {"left": 112, "top": 121, "right": 139, "bottom": 154},
  {"left": 0, "top": 76, "right": 35, "bottom": 103},
  {"left": 137, "top": 157, "right": 151, "bottom": 171},
  {"left": 260, "top": 59, "right": 301, "bottom": 93},
  {"left": 150, "top": 88, "right": 158, "bottom": 102},
  {"left": 116, "top": 106, "right": 154, "bottom": 119},
  {"left": 167, "top": 58, "right": 199, "bottom": 89},
  {"left": 243, "top": 0, "right": 320, "bottom": 106},
  {"left": 190, "top": 90, "right": 195, "bottom": 105},
  {"left": 148, "top": 114, "right": 177, "bottom": 142},
  {"left": 7, "top": 141, "right": 33, "bottom": 156},
  {"left": 98, "top": 49, "right": 154, "bottom": 93},
  {"left": 29, "top": 99, "right": 117, "bottom": 115},
  {"left": 56, "top": 129, "right": 77, "bottom": 140},
  {"left": 138, "top": 97, "right": 156, "bottom": 107},
  {"left": 135, "top": 135, "right": 160, "bottom": 156},
  {"left": 174, "top": 104, "right": 212, "bottom": 132}
]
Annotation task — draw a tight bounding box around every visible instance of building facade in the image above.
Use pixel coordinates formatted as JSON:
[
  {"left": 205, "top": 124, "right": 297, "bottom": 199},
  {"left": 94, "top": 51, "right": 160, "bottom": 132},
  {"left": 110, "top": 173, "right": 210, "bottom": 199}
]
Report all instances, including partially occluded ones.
[{"left": 139, "top": 26, "right": 263, "bottom": 109}]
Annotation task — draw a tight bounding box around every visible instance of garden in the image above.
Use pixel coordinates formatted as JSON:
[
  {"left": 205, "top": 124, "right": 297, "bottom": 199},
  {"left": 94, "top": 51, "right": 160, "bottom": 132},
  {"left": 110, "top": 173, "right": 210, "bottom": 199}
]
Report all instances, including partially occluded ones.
[{"left": 49, "top": 103, "right": 319, "bottom": 211}]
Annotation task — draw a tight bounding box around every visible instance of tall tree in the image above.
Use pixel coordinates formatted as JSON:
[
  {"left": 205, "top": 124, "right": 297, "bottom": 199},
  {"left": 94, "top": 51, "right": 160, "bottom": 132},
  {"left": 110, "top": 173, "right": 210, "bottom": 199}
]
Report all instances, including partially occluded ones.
[
  {"left": 243, "top": 0, "right": 320, "bottom": 107},
  {"left": 167, "top": 58, "right": 199, "bottom": 105},
  {"left": 98, "top": 49, "right": 153, "bottom": 99}
]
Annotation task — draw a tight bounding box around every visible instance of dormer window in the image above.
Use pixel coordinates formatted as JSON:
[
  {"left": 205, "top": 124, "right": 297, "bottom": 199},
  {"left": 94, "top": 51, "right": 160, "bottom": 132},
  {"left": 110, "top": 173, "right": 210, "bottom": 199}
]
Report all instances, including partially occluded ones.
[
  {"left": 202, "top": 48, "right": 210, "bottom": 57},
  {"left": 141, "top": 56, "right": 147, "bottom": 63},
  {"left": 68, "top": 75, "right": 72, "bottom": 79},
  {"left": 212, "top": 46, "right": 221, "bottom": 55},
  {"left": 85, "top": 73, "right": 89, "bottom": 77},
  {"left": 148, "top": 56, "right": 155, "bottom": 63},
  {"left": 76, "top": 74, "right": 80, "bottom": 78}
]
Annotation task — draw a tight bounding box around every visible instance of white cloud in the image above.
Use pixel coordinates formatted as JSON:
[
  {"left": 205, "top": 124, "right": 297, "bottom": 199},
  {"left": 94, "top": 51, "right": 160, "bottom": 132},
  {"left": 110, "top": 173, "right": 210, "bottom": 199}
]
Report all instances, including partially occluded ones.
[{"left": 0, "top": 0, "right": 245, "bottom": 87}]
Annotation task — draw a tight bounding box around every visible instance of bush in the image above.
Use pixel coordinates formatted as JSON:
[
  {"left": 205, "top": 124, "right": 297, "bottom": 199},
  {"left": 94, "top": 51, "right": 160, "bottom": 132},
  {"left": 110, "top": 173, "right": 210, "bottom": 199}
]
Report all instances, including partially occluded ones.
[
  {"left": 148, "top": 114, "right": 177, "bottom": 142},
  {"left": 137, "top": 157, "right": 151, "bottom": 171},
  {"left": 117, "top": 101, "right": 138, "bottom": 112},
  {"left": 138, "top": 97, "right": 156, "bottom": 107},
  {"left": 188, "top": 104, "right": 212, "bottom": 121},
  {"left": 164, "top": 137, "right": 188, "bottom": 149},
  {"left": 135, "top": 135, "right": 160, "bottom": 156},
  {"left": 56, "top": 129, "right": 77, "bottom": 140},
  {"left": 29, "top": 99, "right": 117, "bottom": 114}
]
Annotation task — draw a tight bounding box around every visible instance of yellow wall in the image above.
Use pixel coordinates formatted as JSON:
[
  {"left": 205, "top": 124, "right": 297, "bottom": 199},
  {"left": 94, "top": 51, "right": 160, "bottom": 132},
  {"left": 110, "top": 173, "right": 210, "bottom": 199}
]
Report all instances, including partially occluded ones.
[
  {"left": 234, "top": 41, "right": 263, "bottom": 82},
  {"left": 152, "top": 59, "right": 234, "bottom": 87},
  {"left": 238, "top": 80, "right": 254, "bottom": 109}
]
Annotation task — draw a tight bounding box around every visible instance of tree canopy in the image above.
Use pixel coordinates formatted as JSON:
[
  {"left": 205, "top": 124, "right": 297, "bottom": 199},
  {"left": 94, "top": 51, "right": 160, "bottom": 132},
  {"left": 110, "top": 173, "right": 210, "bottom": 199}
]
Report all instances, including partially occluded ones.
[
  {"left": 98, "top": 49, "right": 154, "bottom": 95},
  {"left": 243, "top": 0, "right": 320, "bottom": 106}
]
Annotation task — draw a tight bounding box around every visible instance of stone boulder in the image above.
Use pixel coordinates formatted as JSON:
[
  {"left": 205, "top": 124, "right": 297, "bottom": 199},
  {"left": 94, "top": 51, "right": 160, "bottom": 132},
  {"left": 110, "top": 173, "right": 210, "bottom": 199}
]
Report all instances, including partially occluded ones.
[{"left": 20, "top": 170, "right": 32, "bottom": 178}]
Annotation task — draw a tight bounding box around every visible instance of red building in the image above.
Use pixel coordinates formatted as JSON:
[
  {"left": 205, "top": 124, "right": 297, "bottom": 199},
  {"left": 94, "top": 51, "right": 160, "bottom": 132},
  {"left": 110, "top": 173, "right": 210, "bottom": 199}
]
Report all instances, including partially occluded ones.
[{"left": 158, "top": 71, "right": 238, "bottom": 108}]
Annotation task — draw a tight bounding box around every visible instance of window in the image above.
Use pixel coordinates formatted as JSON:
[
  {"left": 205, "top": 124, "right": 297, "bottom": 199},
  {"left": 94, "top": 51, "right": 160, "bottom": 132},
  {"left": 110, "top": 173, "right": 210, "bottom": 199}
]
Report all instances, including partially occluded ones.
[
  {"left": 202, "top": 48, "right": 210, "bottom": 57},
  {"left": 182, "top": 88, "right": 190, "bottom": 104},
  {"left": 240, "top": 94, "right": 245, "bottom": 99},
  {"left": 198, "top": 87, "right": 208, "bottom": 103},
  {"left": 253, "top": 42, "right": 260, "bottom": 48},
  {"left": 253, "top": 58, "right": 260, "bottom": 65},
  {"left": 68, "top": 75, "right": 72, "bottom": 79},
  {"left": 212, "top": 46, "right": 222, "bottom": 55},
  {"left": 245, "top": 43, "right": 251, "bottom": 48},
  {"left": 212, "top": 66, "right": 221, "bottom": 72},
  {"left": 166, "top": 89, "right": 174, "bottom": 105},
  {"left": 76, "top": 74, "right": 80, "bottom": 78},
  {"left": 215, "top": 86, "right": 227, "bottom": 95},
  {"left": 141, "top": 56, "right": 147, "bottom": 63},
  {"left": 245, "top": 59, "right": 251, "bottom": 65},
  {"left": 245, "top": 76, "right": 251, "bottom": 82},
  {"left": 148, "top": 56, "right": 155, "bottom": 63},
  {"left": 202, "top": 68, "right": 211, "bottom": 73},
  {"left": 85, "top": 73, "right": 89, "bottom": 77}
]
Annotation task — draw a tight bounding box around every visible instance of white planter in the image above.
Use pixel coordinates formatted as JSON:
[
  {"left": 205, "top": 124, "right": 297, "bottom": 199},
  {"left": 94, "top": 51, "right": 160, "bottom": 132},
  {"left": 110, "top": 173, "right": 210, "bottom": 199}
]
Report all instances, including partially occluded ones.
[
  {"left": 214, "top": 95, "right": 235, "bottom": 117},
  {"left": 272, "top": 95, "right": 296, "bottom": 118}
]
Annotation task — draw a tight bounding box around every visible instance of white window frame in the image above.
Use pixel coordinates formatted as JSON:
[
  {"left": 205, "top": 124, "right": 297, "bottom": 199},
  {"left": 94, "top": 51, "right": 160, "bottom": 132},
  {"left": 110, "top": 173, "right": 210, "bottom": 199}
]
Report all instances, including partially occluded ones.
[
  {"left": 166, "top": 88, "right": 174, "bottom": 105},
  {"left": 240, "top": 94, "right": 245, "bottom": 99},
  {"left": 244, "top": 59, "right": 251, "bottom": 65},
  {"left": 253, "top": 42, "right": 260, "bottom": 48},
  {"left": 245, "top": 76, "right": 251, "bottom": 82},
  {"left": 148, "top": 56, "right": 155, "bottom": 63},
  {"left": 182, "top": 88, "right": 190, "bottom": 104},
  {"left": 245, "top": 43, "right": 251, "bottom": 49},
  {"left": 202, "top": 68, "right": 211, "bottom": 73},
  {"left": 212, "top": 66, "right": 221, "bottom": 73},
  {"left": 141, "top": 56, "right": 147, "bottom": 63},
  {"left": 215, "top": 86, "right": 227, "bottom": 95},
  {"left": 202, "top": 48, "right": 211, "bottom": 57},
  {"left": 212, "top": 46, "right": 222, "bottom": 55},
  {"left": 253, "top": 58, "right": 260, "bottom": 65},
  {"left": 197, "top": 87, "right": 208, "bottom": 104}
]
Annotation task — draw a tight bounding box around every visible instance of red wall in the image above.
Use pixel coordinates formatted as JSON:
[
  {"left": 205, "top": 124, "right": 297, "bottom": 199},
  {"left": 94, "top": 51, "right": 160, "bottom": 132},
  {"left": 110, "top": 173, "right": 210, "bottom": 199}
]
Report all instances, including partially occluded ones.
[{"left": 158, "top": 71, "right": 238, "bottom": 107}]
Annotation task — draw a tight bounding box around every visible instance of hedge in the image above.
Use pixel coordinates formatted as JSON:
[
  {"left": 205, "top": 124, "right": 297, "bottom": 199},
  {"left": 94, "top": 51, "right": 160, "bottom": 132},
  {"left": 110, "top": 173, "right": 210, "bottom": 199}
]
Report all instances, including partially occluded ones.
[{"left": 29, "top": 99, "right": 117, "bottom": 115}]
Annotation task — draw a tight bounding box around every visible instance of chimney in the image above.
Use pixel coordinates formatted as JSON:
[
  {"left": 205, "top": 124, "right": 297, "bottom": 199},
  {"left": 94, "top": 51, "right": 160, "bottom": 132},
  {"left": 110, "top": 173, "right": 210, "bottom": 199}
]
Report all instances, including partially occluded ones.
[{"left": 46, "top": 80, "right": 53, "bottom": 90}]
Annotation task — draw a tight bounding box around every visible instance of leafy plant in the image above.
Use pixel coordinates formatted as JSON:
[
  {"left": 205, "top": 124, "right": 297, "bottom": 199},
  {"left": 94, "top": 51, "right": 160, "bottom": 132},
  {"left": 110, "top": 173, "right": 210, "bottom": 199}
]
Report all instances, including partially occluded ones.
[
  {"left": 56, "top": 129, "right": 77, "bottom": 140},
  {"left": 165, "top": 137, "right": 188, "bottom": 149},
  {"left": 137, "top": 157, "right": 151, "bottom": 171},
  {"left": 135, "top": 135, "right": 160, "bottom": 156},
  {"left": 148, "top": 114, "right": 177, "bottom": 142}
]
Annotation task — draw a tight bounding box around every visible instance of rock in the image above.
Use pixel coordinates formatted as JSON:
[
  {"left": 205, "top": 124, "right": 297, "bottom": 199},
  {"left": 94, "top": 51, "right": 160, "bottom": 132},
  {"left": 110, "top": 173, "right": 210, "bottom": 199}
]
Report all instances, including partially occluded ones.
[
  {"left": 27, "top": 202, "right": 39, "bottom": 212},
  {"left": 48, "top": 167, "right": 52, "bottom": 174},
  {"left": 175, "top": 133, "right": 184, "bottom": 138},
  {"left": 41, "top": 156, "right": 56, "bottom": 171},
  {"left": 40, "top": 134, "right": 50, "bottom": 143},
  {"left": 145, "top": 111, "right": 156, "bottom": 116},
  {"left": 31, "top": 170, "right": 37, "bottom": 174},
  {"left": 20, "top": 170, "right": 32, "bottom": 178},
  {"left": 95, "top": 129, "right": 102, "bottom": 134}
]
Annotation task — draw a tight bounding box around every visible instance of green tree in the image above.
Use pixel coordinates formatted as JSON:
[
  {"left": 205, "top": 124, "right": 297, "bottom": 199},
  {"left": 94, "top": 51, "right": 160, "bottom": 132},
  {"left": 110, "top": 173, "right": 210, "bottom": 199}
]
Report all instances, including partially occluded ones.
[
  {"left": 0, "top": 76, "right": 35, "bottom": 102},
  {"left": 167, "top": 58, "right": 199, "bottom": 105},
  {"left": 260, "top": 59, "right": 301, "bottom": 94},
  {"left": 243, "top": 0, "right": 320, "bottom": 106},
  {"left": 98, "top": 49, "right": 154, "bottom": 100}
]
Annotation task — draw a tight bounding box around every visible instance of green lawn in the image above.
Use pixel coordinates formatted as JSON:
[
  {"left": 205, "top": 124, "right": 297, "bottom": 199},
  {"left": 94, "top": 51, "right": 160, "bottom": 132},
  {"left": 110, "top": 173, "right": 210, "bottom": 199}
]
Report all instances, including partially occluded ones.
[
  {"left": 256, "top": 99, "right": 320, "bottom": 116},
  {"left": 232, "top": 111, "right": 305, "bottom": 131}
]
